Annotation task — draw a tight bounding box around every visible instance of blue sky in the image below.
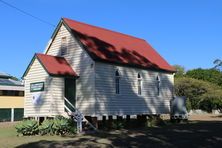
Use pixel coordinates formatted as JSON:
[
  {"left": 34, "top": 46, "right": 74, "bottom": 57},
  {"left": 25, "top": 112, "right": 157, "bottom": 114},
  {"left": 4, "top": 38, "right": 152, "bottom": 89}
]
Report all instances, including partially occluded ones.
[{"left": 0, "top": 0, "right": 221, "bottom": 78}]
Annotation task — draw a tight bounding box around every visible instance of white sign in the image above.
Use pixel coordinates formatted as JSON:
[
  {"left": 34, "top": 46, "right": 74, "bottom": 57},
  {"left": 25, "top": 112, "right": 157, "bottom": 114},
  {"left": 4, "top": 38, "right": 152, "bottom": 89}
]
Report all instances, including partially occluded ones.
[{"left": 32, "top": 93, "right": 42, "bottom": 105}]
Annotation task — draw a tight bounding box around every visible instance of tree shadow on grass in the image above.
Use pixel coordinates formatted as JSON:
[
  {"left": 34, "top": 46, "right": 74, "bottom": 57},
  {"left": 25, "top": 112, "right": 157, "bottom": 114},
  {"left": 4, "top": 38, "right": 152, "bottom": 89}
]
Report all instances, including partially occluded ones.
[{"left": 16, "top": 121, "right": 222, "bottom": 148}]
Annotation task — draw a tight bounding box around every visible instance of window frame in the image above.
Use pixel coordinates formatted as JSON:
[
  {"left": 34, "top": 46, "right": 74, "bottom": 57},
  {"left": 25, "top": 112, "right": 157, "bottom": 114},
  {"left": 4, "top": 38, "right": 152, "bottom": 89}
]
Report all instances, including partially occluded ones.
[
  {"left": 137, "top": 73, "right": 142, "bottom": 95},
  {"left": 156, "top": 75, "right": 161, "bottom": 96},
  {"left": 115, "top": 69, "right": 121, "bottom": 94},
  {"left": 60, "top": 36, "right": 67, "bottom": 56}
]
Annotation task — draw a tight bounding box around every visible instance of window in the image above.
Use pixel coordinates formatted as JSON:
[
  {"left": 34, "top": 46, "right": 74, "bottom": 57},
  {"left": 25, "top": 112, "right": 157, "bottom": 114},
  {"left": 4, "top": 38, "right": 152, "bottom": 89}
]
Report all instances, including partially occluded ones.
[
  {"left": 115, "top": 70, "right": 120, "bottom": 94},
  {"left": 60, "top": 37, "right": 67, "bottom": 56},
  {"left": 137, "top": 73, "right": 142, "bottom": 95},
  {"left": 156, "top": 76, "right": 160, "bottom": 96},
  {"left": 0, "top": 90, "right": 24, "bottom": 96}
]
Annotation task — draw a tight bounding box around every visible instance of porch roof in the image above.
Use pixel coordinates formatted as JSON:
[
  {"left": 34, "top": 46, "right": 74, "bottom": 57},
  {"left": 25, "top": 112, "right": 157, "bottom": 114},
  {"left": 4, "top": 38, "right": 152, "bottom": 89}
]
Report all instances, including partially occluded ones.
[{"left": 36, "top": 53, "right": 77, "bottom": 77}]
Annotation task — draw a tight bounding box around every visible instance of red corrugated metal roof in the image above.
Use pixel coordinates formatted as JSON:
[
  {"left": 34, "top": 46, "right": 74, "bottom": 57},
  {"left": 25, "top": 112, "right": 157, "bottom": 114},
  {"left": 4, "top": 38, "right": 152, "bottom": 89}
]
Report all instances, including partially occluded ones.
[
  {"left": 36, "top": 53, "right": 77, "bottom": 77},
  {"left": 63, "top": 18, "right": 175, "bottom": 72}
]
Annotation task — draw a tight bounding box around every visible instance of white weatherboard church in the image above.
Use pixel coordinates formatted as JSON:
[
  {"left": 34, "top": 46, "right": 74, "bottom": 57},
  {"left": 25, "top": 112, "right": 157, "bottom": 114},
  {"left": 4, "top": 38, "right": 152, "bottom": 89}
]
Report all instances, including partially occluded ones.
[{"left": 23, "top": 18, "right": 175, "bottom": 120}]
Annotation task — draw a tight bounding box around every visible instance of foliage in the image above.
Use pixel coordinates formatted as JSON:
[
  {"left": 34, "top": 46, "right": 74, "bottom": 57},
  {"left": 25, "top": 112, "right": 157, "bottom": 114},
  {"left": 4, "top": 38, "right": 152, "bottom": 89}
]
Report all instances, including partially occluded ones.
[
  {"left": 52, "top": 116, "right": 75, "bottom": 135},
  {"left": 175, "top": 77, "right": 222, "bottom": 112},
  {"left": 198, "top": 91, "right": 222, "bottom": 112},
  {"left": 213, "top": 59, "right": 222, "bottom": 70},
  {"left": 186, "top": 98, "right": 192, "bottom": 112},
  {"left": 15, "top": 116, "right": 76, "bottom": 136},
  {"left": 146, "top": 116, "right": 166, "bottom": 127},
  {"left": 15, "top": 119, "right": 39, "bottom": 136},
  {"left": 186, "top": 68, "right": 222, "bottom": 87},
  {"left": 173, "top": 65, "right": 186, "bottom": 77},
  {"left": 39, "top": 119, "right": 54, "bottom": 135},
  {"left": 112, "top": 120, "right": 125, "bottom": 130}
]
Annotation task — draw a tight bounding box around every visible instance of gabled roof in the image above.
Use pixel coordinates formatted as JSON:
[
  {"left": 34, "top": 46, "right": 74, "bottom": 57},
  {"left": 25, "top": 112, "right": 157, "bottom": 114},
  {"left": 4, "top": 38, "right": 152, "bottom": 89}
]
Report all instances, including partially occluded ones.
[
  {"left": 62, "top": 18, "right": 175, "bottom": 72},
  {"left": 36, "top": 53, "right": 77, "bottom": 77},
  {"left": 23, "top": 53, "right": 77, "bottom": 78}
]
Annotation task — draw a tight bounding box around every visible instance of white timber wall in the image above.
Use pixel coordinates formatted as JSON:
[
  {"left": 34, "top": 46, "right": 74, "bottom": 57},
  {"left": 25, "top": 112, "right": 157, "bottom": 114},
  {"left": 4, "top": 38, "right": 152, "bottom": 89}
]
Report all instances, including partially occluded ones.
[
  {"left": 46, "top": 23, "right": 96, "bottom": 115},
  {"left": 95, "top": 62, "right": 174, "bottom": 116},
  {"left": 24, "top": 59, "right": 64, "bottom": 117}
]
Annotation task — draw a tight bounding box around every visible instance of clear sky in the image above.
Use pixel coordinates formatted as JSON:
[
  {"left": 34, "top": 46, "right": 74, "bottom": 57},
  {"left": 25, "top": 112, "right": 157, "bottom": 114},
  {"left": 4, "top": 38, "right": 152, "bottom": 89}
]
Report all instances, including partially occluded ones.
[{"left": 0, "top": 0, "right": 221, "bottom": 78}]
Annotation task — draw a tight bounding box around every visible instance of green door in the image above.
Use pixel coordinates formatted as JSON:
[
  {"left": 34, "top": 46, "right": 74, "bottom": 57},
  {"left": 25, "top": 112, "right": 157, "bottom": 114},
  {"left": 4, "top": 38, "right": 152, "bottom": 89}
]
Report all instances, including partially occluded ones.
[{"left": 65, "top": 78, "right": 76, "bottom": 108}]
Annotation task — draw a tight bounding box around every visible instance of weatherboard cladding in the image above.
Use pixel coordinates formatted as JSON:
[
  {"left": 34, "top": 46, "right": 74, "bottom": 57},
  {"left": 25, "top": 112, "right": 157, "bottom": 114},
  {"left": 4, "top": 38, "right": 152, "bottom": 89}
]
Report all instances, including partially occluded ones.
[
  {"left": 45, "top": 24, "right": 96, "bottom": 115},
  {"left": 24, "top": 17, "right": 174, "bottom": 116},
  {"left": 24, "top": 58, "right": 64, "bottom": 117}
]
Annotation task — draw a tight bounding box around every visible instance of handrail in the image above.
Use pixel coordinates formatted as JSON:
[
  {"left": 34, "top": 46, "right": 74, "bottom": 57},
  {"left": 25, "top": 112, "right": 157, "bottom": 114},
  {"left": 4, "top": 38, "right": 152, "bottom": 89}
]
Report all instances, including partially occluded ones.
[
  {"left": 64, "top": 97, "right": 76, "bottom": 111},
  {"left": 64, "top": 105, "right": 72, "bottom": 113}
]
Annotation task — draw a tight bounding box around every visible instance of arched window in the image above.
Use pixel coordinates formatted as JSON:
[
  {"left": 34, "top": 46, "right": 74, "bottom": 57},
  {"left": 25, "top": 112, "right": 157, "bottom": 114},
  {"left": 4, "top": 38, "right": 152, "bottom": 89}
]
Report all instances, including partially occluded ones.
[
  {"left": 60, "top": 37, "right": 67, "bottom": 56},
  {"left": 156, "top": 76, "right": 160, "bottom": 96},
  {"left": 137, "top": 73, "right": 142, "bottom": 95},
  {"left": 115, "top": 70, "right": 120, "bottom": 94}
]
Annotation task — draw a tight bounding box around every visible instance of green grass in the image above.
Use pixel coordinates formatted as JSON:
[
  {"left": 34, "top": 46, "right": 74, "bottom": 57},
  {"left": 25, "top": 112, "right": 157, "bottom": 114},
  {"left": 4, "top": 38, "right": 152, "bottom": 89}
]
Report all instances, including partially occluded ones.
[
  {"left": 0, "top": 124, "right": 17, "bottom": 137},
  {"left": 0, "top": 122, "right": 75, "bottom": 147}
]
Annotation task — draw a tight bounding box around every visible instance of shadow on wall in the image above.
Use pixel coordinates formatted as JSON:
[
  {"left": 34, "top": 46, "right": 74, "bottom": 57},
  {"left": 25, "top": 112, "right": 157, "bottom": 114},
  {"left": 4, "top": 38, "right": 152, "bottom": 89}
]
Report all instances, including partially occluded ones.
[
  {"left": 70, "top": 30, "right": 173, "bottom": 116},
  {"left": 32, "top": 76, "right": 61, "bottom": 115},
  {"left": 93, "top": 64, "right": 173, "bottom": 116},
  {"left": 40, "top": 28, "right": 173, "bottom": 116}
]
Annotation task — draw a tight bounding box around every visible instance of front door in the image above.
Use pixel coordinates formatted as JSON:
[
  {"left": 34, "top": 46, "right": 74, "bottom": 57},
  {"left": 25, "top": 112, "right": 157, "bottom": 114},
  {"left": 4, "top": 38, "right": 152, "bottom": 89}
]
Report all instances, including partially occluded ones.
[{"left": 65, "top": 78, "right": 76, "bottom": 107}]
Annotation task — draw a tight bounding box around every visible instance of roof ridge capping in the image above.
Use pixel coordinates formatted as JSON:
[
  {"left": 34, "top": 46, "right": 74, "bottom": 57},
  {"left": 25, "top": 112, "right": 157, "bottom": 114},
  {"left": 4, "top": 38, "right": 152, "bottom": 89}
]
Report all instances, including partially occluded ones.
[{"left": 62, "top": 17, "right": 146, "bottom": 41}]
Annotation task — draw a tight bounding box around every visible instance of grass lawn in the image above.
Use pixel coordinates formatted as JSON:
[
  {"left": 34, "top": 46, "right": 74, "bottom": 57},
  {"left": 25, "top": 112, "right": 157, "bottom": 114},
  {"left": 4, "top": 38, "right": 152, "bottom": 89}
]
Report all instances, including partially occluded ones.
[{"left": 1, "top": 114, "right": 222, "bottom": 148}]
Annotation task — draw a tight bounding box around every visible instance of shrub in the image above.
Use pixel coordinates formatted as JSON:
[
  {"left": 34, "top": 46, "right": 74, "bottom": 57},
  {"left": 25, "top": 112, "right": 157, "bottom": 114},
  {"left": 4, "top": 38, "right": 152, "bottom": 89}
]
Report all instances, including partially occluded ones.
[
  {"left": 39, "top": 119, "right": 54, "bottom": 135},
  {"left": 15, "top": 116, "right": 76, "bottom": 136},
  {"left": 52, "top": 116, "right": 75, "bottom": 135},
  {"left": 146, "top": 116, "right": 166, "bottom": 127},
  {"left": 198, "top": 92, "right": 222, "bottom": 112},
  {"left": 186, "top": 68, "right": 222, "bottom": 87},
  {"left": 112, "top": 120, "right": 125, "bottom": 130},
  {"left": 186, "top": 98, "right": 192, "bottom": 112},
  {"left": 175, "top": 77, "right": 222, "bottom": 110},
  {"left": 15, "top": 119, "right": 39, "bottom": 136}
]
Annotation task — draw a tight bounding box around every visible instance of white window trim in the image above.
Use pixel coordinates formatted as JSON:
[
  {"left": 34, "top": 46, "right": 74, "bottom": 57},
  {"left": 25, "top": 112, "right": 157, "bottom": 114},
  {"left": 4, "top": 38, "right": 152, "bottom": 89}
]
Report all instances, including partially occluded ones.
[
  {"left": 115, "top": 69, "right": 121, "bottom": 95},
  {"left": 156, "top": 75, "right": 161, "bottom": 96},
  {"left": 137, "top": 73, "right": 142, "bottom": 96},
  {"left": 60, "top": 37, "right": 68, "bottom": 56}
]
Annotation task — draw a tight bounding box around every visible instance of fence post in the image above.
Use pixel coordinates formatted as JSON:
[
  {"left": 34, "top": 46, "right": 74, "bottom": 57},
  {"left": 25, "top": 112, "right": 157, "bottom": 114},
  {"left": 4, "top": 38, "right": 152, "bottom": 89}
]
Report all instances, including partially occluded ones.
[{"left": 11, "top": 108, "right": 14, "bottom": 122}]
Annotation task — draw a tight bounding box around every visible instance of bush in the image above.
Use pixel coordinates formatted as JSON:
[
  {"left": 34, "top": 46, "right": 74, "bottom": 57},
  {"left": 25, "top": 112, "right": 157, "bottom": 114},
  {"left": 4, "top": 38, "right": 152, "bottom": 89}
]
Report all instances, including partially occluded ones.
[
  {"left": 39, "top": 119, "right": 54, "bottom": 135},
  {"left": 112, "top": 120, "right": 125, "bottom": 130},
  {"left": 15, "top": 116, "right": 76, "bottom": 136},
  {"left": 186, "top": 98, "right": 192, "bottom": 112},
  {"left": 146, "top": 116, "right": 166, "bottom": 127},
  {"left": 52, "top": 116, "right": 75, "bottom": 135},
  {"left": 15, "top": 119, "right": 39, "bottom": 136},
  {"left": 198, "top": 92, "right": 222, "bottom": 112},
  {"left": 175, "top": 77, "right": 222, "bottom": 110},
  {"left": 186, "top": 68, "right": 222, "bottom": 87}
]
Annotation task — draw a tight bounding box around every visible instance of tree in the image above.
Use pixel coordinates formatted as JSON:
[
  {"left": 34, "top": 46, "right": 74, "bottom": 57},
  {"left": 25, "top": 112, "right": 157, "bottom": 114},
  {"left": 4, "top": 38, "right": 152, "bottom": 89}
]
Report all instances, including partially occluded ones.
[
  {"left": 186, "top": 68, "right": 222, "bottom": 87},
  {"left": 173, "top": 65, "right": 185, "bottom": 77},
  {"left": 214, "top": 59, "right": 222, "bottom": 70},
  {"left": 175, "top": 77, "right": 222, "bottom": 111}
]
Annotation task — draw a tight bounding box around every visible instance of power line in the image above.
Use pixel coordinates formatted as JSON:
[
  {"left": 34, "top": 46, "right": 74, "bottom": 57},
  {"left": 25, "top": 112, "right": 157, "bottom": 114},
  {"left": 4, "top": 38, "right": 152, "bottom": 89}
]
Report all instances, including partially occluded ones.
[{"left": 0, "top": 0, "right": 55, "bottom": 27}]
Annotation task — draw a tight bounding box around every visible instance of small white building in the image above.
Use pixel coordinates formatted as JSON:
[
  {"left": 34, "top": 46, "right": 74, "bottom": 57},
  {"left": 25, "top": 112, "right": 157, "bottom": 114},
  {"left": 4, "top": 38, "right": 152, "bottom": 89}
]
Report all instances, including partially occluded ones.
[{"left": 23, "top": 18, "right": 175, "bottom": 119}]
